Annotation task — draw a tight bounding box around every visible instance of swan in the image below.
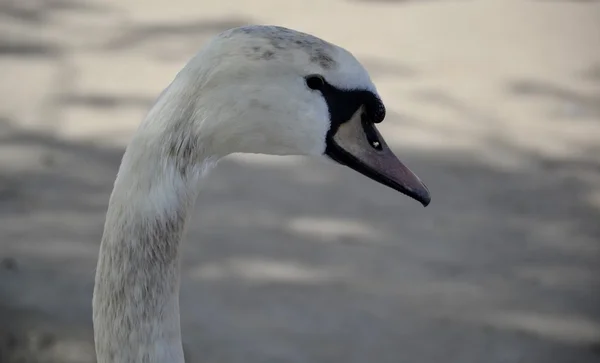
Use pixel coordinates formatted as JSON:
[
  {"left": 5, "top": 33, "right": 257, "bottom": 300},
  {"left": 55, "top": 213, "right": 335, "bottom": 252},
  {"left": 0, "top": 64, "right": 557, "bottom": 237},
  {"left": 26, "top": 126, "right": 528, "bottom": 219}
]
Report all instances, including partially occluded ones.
[{"left": 92, "top": 25, "right": 430, "bottom": 363}]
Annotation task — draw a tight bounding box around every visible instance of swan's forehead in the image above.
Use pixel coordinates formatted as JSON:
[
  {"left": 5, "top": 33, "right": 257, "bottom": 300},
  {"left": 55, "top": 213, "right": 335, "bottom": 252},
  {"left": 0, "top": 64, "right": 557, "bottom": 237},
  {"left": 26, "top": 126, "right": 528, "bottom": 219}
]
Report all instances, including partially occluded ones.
[{"left": 215, "top": 25, "right": 376, "bottom": 93}]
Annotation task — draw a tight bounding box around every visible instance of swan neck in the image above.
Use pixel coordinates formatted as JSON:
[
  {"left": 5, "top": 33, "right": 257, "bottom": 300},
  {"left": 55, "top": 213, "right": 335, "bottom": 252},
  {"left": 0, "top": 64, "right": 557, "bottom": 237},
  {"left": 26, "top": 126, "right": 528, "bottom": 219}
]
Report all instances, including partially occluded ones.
[{"left": 93, "top": 134, "right": 215, "bottom": 363}]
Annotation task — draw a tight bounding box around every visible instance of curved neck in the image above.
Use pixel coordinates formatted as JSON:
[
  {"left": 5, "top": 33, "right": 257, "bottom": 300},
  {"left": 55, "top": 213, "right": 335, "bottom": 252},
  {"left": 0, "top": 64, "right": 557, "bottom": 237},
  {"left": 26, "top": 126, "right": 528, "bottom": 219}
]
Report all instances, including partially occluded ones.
[{"left": 92, "top": 125, "right": 216, "bottom": 362}]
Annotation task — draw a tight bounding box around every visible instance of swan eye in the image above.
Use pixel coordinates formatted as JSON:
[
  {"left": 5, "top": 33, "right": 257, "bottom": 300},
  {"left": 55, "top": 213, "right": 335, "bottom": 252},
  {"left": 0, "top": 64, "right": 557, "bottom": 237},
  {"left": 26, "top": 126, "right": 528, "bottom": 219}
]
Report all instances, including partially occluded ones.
[{"left": 306, "top": 75, "right": 325, "bottom": 90}]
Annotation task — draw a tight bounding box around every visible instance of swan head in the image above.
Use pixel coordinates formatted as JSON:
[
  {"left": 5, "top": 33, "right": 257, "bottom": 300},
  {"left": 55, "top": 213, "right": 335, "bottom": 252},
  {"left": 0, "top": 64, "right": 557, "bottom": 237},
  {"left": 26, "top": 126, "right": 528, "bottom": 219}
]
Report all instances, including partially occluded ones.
[{"left": 167, "top": 25, "right": 430, "bottom": 206}]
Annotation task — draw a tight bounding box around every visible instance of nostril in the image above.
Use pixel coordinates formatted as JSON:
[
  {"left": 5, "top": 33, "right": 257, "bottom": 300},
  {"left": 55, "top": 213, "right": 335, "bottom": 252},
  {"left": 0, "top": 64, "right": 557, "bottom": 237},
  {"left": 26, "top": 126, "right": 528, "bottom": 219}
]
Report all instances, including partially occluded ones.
[{"left": 361, "top": 113, "right": 383, "bottom": 151}]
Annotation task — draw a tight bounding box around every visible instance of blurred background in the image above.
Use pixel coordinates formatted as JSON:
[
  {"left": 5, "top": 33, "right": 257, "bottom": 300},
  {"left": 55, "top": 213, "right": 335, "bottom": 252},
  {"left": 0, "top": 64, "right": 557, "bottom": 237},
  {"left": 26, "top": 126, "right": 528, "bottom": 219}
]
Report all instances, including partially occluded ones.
[{"left": 1, "top": 0, "right": 599, "bottom": 362}]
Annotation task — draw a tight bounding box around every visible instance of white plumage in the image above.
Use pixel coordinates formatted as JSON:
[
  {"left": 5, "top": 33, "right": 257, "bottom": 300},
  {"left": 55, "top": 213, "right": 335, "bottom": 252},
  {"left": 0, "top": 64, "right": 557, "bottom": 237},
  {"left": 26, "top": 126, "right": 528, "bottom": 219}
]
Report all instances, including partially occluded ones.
[{"left": 92, "top": 25, "right": 429, "bottom": 363}]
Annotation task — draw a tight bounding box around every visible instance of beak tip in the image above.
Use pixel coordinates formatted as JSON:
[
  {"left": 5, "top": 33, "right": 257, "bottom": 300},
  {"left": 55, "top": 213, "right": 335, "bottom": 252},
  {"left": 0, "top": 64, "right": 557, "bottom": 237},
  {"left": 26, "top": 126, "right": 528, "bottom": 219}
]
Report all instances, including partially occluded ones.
[
  {"left": 411, "top": 184, "right": 431, "bottom": 207},
  {"left": 416, "top": 191, "right": 431, "bottom": 207}
]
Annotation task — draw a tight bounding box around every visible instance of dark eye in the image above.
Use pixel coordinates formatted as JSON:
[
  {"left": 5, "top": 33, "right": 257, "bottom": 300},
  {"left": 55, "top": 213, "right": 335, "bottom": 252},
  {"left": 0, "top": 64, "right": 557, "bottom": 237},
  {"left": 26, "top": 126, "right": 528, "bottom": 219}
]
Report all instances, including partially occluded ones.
[{"left": 306, "top": 75, "right": 325, "bottom": 90}]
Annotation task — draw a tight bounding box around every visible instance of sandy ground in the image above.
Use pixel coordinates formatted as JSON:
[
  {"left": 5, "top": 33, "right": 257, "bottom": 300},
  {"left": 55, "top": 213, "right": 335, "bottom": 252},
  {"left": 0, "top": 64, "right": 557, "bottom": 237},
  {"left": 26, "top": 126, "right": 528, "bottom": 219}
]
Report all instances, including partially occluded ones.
[{"left": 1, "top": 0, "right": 599, "bottom": 362}]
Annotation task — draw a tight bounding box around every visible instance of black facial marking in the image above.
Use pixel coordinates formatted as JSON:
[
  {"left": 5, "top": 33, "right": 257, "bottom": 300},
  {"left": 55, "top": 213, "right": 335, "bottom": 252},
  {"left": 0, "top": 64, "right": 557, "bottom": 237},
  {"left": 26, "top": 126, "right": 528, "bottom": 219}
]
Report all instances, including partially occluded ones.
[{"left": 305, "top": 75, "right": 386, "bottom": 139}]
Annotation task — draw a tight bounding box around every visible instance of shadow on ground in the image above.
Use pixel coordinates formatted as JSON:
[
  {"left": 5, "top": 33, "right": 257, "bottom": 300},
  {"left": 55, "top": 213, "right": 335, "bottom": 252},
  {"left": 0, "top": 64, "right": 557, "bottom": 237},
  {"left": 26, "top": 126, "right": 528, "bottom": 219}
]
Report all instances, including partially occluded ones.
[
  {"left": 1, "top": 0, "right": 600, "bottom": 362},
  {"left": 0, "top": 103, "right": 598, "bottom": 362}
]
